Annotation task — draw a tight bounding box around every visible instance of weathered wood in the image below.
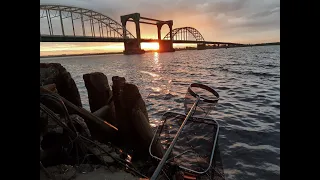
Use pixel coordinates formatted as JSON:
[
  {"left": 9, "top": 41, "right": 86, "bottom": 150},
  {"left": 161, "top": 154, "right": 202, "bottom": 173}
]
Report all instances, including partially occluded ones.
[
  {"left": 83, "top": 72, "right": 112, "bottom": 112},
  {"left": 93, "top": 105, "right": 111, "bottom": 118},
  {"left": 40, "top": 87, "right": 118, "bottom": 134},
  {"left": 123, "top": 83, "right": 149, "bottom": 122},
  {"left": 132, "top": 108, "right": 164, "bottom": 159},
  {"left": 40, "top": 63, "right": 82, "bottom": 107},
  {"left": 112, "top": 76, "right": 164, "bottom": 160},
  {"left": 83, "top": 72, "right": 117, "bottom": 127},
  {"left": 112, "top": 76, "right": 130, "bottom": 144}
]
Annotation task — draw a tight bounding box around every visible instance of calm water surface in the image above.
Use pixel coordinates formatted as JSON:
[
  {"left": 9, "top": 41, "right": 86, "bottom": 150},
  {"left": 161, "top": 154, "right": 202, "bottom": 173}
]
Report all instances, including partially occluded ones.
[{"left": 40, "top": 46, "right": 280, "bottom": 180}]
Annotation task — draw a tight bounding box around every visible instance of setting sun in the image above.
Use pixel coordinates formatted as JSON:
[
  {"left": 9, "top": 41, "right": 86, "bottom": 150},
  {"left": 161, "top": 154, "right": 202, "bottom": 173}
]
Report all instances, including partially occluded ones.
[{"left": 141, "top": 43, "right": 159, "bottom": 50}]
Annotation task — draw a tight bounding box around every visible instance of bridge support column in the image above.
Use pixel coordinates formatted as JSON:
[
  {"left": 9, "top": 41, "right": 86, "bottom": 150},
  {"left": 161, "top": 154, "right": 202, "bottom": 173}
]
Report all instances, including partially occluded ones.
[
  {"left": 121, "top": 13, "right": 145, "bottom": 55},
  {"left": 157, "top": 21, "right": 174, "bottom": 53},
  {"left": 123, "top": 39, "right": 145, "bottom": 55},
  {"left": 157, "top": 25, "right": 161, "bottom": 40},
  {"left": 197, "top": 43, "right": 206, "bottom": 50},
  {"left": 158, "top": 40, "right": 175, "bottom": 52}
]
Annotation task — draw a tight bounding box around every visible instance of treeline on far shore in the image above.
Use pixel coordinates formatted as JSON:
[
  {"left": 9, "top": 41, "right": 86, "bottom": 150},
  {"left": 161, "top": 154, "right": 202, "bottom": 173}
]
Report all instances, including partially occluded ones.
[{"left": 250, "top": 42, "right": 280, "bottom": 46}]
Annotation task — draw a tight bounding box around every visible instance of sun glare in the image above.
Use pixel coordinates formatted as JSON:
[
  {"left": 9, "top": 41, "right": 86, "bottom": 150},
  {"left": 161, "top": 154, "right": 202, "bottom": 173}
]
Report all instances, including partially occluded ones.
[{"left": 141, "top": 42, "right": 159, "bottom": 50}]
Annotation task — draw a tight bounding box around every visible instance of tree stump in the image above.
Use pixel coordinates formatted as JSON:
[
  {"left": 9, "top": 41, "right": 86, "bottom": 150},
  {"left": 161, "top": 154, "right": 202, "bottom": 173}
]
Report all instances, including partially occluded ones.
[
  {"left": 83, "top": 72, "right": 117, "bottom": 127},
  {"left": 40, "top": 63, "right": 82, "bottom": 107}
]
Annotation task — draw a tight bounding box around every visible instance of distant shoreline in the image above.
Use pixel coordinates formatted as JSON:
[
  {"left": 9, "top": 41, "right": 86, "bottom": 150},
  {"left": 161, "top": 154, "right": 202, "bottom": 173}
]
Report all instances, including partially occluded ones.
[
  {"left": 40, "top": 43, "right": 279, "bottom": 58},
  {"left": 40, "top": 52, "right": 123, "bottom": 58}
]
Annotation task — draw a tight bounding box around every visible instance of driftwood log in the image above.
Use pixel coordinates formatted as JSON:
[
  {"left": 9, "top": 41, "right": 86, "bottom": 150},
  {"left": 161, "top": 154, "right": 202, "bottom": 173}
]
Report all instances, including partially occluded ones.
[
  {"left": 83, "top": 72, "right": 117, "bottom": 127},
  {"left": 112, "top": 76, "right": 164, "bottom": 161},
  {"left": 40, "top": 63, "right": 82, "bottom": 107}
]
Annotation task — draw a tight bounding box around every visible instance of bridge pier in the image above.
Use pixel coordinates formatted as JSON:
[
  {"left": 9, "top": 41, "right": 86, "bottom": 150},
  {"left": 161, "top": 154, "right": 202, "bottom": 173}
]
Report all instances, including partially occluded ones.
[
  {"left": 121, "top": 13, "right": 175, "bottom": 54},
  {"left": 197, "top": 43, "right": 206, "bottom": 50},
  {"left": 158, "top": 40, "right": 175, "bottom": 52},
  {"left": 121, "top": 13, "right": 145, "bottom": 55},
  {"left": 157, "top": 21, "right": 174, "bottom": 53},
  {"left": 123, "top": 39, "right": 145, "bottom": 55}
]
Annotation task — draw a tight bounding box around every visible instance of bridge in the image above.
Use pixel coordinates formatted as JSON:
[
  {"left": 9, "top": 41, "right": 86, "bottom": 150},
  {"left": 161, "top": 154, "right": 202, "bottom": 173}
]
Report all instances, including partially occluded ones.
[{"left": 40, "top": 5, "right": 244, "bottom": 55}]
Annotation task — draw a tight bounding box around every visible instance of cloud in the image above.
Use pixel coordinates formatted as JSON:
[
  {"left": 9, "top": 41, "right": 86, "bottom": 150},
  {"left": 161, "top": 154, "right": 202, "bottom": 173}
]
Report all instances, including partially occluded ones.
[{"left": 40, "top": 0, "right": 280, "bottom": 44}]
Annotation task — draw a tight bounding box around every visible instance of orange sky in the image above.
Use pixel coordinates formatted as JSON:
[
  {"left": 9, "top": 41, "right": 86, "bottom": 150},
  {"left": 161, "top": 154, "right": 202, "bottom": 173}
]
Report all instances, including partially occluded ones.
[
  {"left": 40, "top": 42, "right": 197, "bottom": 56},
  {"left": 40, "top": 0, "right": 280, "bottom": 56}
]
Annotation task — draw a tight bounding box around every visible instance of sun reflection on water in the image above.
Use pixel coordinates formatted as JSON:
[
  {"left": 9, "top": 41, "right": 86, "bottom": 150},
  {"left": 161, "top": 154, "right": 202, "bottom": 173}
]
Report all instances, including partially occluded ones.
[{"left": 154, "top": 52, "right": 159, "bottom": 64}]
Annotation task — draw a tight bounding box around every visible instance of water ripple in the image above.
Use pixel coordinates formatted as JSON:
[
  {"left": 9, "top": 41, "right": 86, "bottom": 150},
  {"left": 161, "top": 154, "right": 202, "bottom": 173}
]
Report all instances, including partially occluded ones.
[{"left": 40, "top": 46, "right": 280, "bottom": 180}]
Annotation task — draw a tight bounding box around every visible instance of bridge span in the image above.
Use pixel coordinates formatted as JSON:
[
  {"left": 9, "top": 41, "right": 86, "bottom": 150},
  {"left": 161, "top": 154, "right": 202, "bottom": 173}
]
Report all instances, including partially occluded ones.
[
  {"left": 40, "top": 4, "right": 244, "bottom": 54},
  {"left": 40, "top": 35, "right": 242, "bottom": 46}
]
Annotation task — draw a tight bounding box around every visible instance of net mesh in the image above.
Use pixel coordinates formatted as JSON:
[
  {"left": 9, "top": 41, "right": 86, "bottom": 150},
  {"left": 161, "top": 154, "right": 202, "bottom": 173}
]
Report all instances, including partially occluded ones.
[
  {"left": 152, "top": 112, "right": 219, "bottom": 174},
  {"left": 150, "top": 83, "right": 222, "bottom": 179}
]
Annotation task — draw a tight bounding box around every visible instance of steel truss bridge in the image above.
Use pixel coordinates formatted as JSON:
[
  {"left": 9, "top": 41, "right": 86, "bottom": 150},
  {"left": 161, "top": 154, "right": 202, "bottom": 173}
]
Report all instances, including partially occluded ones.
[{"left": 40, "top": 4, "right": 244, "bottom": 50}]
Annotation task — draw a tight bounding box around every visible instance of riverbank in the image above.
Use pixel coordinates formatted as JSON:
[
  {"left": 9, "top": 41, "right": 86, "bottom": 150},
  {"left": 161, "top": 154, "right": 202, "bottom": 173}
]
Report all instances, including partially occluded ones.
[
  {"left": 40, "top": 62, "right": 226, "bottom": 180},
  {"left": 40, "top": 63, "right": 160, "bottom": 179}
]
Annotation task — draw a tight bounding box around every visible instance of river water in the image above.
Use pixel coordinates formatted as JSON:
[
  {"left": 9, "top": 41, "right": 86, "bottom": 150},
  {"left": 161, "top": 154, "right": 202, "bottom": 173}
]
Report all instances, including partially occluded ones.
[{"left": 40, "top": 45, "right": 280, "bottom": 180}]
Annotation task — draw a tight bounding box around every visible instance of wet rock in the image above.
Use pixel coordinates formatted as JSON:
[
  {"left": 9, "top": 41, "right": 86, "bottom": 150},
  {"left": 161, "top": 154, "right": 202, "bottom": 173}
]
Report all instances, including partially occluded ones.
[
  {"left": 40, "top": 109, "right": 49, "bottom": 135},
  {"left": 89, "top": 141, "right": 116, "bottom": 164},
  {"left": 108, "top": 166, "right": 117, "bottom": 172},
  {"left": 40, "top": 108, "right": 64, "bottom": 134},
  {"left": 40, "top": 164, "right": 77, "bottom": 180},
  {"left": 75, "top": 167, "right": 138, "bottom": 180},
  {"left": 64, "top": 114, "right": 91, "bottom": 138},
  {"left": 76, "top": 164, "right": 95, "bottom": 174}
]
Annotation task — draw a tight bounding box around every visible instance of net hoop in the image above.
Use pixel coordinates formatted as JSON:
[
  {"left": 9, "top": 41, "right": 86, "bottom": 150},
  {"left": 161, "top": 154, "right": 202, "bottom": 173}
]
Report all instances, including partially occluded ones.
[{"left": 187, "top": 83, "right": 219, "bottom": 104}]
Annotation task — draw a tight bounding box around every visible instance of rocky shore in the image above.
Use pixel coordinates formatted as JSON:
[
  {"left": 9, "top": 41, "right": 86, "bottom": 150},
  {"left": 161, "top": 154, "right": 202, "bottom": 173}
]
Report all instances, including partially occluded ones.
[
  {"left": 40, "top": 63, "right": 166, "bottom": 180},
  {"left": 40, "top": 63, "right": 225, "bottom": 180}
]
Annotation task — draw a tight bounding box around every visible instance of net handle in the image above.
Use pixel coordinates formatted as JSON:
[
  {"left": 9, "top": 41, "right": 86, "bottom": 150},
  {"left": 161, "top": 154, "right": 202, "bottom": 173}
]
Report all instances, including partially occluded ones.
[
  {"left": 188, "top": 83, "right": 219, "bottom": 103},
  {"left": 151, "top": 96, "right": 201, "bottom": 180}
]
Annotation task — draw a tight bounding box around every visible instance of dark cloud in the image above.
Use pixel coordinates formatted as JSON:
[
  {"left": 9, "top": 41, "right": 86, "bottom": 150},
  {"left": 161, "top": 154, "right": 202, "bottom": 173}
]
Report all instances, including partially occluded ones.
[
  {"left": 249, "top": 6, "right": 280, "bottom": 19},
  {"left": 201, "top": 0, "right": 250, "bottom": 15},
  {"left": 40, "top": 0, "right": 280, "bottom": 43}
]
